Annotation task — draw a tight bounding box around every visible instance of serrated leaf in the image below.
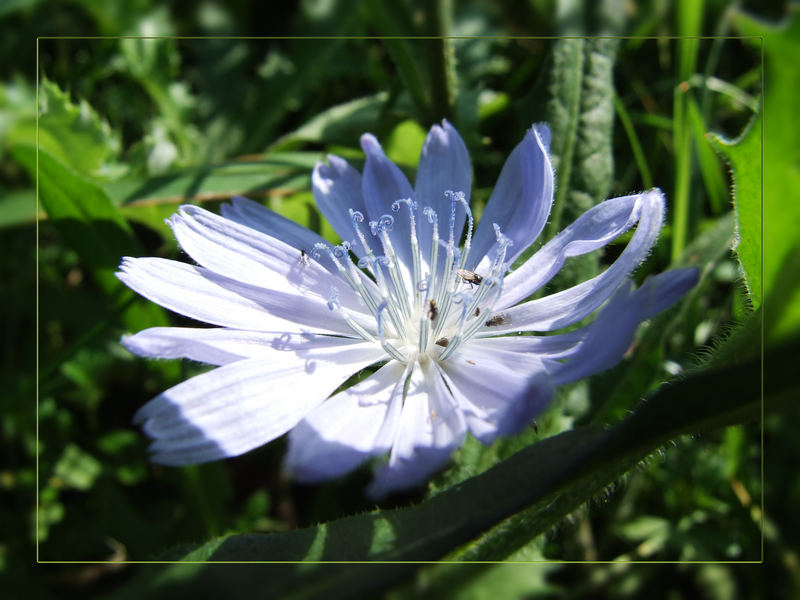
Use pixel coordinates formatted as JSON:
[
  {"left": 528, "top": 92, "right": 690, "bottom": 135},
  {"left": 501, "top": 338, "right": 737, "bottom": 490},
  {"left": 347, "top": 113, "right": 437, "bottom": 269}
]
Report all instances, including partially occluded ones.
[
  {"left": 709, "top": 115, "right": 762, "bottom": 308},
  {"left": 732, "top": 8, "right": 800, "bottom": 343},
  {"left": 36, "top": 79, "right": 122, "bottom": 178}
]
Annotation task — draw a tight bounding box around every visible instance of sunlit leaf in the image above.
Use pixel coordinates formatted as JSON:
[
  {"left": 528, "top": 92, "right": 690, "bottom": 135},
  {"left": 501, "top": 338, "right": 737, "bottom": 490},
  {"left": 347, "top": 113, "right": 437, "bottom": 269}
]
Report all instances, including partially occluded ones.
[
  {"left": 36, "top": 79, "right": 122, "bottom": 178},
  {"left": 15, "top": 146, "right": 167, "bottom": 330},
  {"left": 732, "top": 9, "right": 800, "bottom": 342},
  {"left": 53, "top": 444, "right": 102, "bottom": 491},
  {"left": 708, "top": 115, "right": 762, "bottom": 307}
]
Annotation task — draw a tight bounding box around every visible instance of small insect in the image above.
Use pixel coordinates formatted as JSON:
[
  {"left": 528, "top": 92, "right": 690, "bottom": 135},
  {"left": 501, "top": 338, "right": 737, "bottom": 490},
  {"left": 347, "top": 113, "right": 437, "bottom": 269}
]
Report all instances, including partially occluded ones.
[
  {"left": 485, "top": 314, "right": 509, "bottom": 327},
  {"left": 474, "top": 307, "right": 481, "bottom": 317},
  {"left": 427, "top": 299, "right": 438, "bottom": 320},
  {"left": 456, "top": 269, "right": 483, "bottom": 286},
  {"left": 466, "top": 359, "right": 476, "bottom": 365},
  {"left": 531, "top": 420, "right": 539, "bottom": 434},
  {"left": 435, "top": 337, "right": 449, "bottom": 347},
  {"left": 299, "top": 249, "right": 310, "bottom": 266}
]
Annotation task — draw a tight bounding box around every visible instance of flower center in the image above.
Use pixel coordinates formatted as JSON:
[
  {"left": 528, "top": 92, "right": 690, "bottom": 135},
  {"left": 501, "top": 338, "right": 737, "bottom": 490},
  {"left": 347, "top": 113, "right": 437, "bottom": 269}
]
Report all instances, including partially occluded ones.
[{"left": 314, "top": 191, "right": 513, "bottom": 364}]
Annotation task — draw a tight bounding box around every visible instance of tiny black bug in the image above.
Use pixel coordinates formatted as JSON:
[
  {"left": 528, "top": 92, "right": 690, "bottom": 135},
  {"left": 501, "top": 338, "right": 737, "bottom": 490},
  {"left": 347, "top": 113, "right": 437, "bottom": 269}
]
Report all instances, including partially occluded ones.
[
  {"left": 427, "top": 299, "right": 438, "bottom": 320},
  {"left": 456, "top": 269, "right": 483, "bottom": 286},
  {"left": 485, "top": 314, "right": 509, "bottom": 327}
]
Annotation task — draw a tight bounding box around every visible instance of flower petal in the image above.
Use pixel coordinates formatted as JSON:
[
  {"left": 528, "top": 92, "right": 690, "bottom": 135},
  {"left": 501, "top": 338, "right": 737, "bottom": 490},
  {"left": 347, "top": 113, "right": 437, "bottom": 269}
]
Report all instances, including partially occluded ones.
[
  {"left": 134, "top": 344, "right": 385, "bottom": 465},
  {"left": 123, "top": 327, "right": 367, "bottom": 366},
  {"left": 437, "top": 346, "right": 553, "bottom": 445},
  {"left": 117, "top": 257, "right": 369, "bottom": 336},
  {"left": 415, "top": 119, "right": 471, "bottom": 256},
  {"left": 497, "top": 188, "right": 664, "bottom": 314},
  {"left": 468, "top": 124, "right": 553, "bottom": 269},
  {"left": 552, "top": 268, "right": 699, "bottom": 385},
  {"left": 285, "top": 361, "right": 407, "bottom": 482},
  {"left": 312, "top": 155, "right": 367, "bottom": 247},
  {"left": 220, "top": 196, "right": 328, "bottom": 258},
  {"left": 360, "top": 133, "right": 416, "bottom": 265},
  {"left": 170, "top": 204, "right": 373, "bottom": 312},
  {"left": 469, "top": 331, "right": 584, "bottom": 359},
  {"left": 366, "top": 361, "right": 466, "bottom": 498}
]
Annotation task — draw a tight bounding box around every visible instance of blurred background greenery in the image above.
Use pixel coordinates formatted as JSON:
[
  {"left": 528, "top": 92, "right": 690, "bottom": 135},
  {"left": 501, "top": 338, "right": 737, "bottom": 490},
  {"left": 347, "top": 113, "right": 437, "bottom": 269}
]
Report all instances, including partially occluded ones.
[{"left": 1, "top": 0, "right": 796, "bottom": 597}]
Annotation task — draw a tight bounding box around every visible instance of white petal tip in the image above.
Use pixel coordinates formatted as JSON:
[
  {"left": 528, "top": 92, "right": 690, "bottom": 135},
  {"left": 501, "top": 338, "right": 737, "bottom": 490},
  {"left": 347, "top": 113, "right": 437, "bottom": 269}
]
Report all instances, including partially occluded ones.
[{"left": 360, "top": 133, "right": 381, "bottom": 155}]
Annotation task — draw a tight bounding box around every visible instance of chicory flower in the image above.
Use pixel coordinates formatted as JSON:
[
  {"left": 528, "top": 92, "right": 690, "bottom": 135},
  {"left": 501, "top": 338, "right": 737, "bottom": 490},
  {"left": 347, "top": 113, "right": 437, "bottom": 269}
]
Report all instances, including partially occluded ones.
[{"left": 118, "top": 120, "right": 697, "bottom": 498}]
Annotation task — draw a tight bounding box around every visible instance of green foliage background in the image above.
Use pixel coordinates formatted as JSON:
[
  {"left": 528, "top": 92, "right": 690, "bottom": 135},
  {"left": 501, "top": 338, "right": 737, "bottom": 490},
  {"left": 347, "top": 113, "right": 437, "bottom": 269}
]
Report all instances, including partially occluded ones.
[{"left": 1, "top": 0, "right": 796, "bottom": 597}]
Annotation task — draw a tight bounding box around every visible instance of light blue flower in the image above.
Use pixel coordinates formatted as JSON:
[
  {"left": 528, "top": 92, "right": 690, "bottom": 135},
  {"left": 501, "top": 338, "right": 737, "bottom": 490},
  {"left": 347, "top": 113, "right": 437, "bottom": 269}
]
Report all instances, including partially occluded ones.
[{"left": 118, "top": 120, "right": 697, "bottom": 498}]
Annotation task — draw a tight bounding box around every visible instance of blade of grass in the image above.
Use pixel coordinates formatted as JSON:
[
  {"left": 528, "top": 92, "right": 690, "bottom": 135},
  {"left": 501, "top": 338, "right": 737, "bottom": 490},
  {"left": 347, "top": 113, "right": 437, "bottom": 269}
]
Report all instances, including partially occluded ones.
[
  {"left": 614, "top": 92, "right": 653, "bottom": 190},
  {"left": 671, "top": 0, "right": 704, "bottom": 262}
]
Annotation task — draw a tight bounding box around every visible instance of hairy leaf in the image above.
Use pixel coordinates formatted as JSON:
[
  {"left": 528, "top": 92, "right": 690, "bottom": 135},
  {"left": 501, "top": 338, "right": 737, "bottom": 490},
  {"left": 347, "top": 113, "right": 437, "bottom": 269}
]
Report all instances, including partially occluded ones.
[
  {"left": 709, "top": 116, "right": 762, "bottom": 307},
  {"left": 732, "top": 9, "right": 800, "bottom": 342},
  {"left": 545, "top": 34, "right": 619, "bottom": 286}
]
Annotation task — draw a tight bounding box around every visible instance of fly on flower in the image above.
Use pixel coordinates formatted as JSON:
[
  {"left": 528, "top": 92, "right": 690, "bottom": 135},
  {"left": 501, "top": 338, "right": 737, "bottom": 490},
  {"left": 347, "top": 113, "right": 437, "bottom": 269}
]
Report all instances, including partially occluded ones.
[{"left": 117, "top": 120, "right": 698, "bottom": 498}]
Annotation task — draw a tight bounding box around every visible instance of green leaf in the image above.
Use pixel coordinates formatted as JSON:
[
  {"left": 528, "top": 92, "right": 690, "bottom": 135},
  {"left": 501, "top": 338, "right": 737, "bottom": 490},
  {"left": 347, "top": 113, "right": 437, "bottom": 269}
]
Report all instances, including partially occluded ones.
[
  {"left": 364, "top": 0, "right": 431, "bottom": 121},
  {"left": 708, "top": 115, "right": 762, "bottom": 308},
  {"left": 0, "top": 76, "right": 36, "bottom": 156},
  {"left": 16, "top": 146, "right": 167, "bottom": 330},
  {"left": 36, "top": 79, "right": 122, "bottom": 178},
  {"left": 270, "top": 93, "right": 393, "bottom": 150},
  {"left": 8, "top": 152, "right": 320, "bottom": 232},
  {"left": 53, "top": 443, "right": 102, "bottom": 491},
  {"left": 17, "top": 146, "right": 137, "bottom": 283},
  {"left": 687, "top": 96, "right": 729, "bottom": 215},
  {"left": 112, "top": 154, "right": 317, "bottom": 238},
  {"left": 364, "top": 0, "right": 456, "bottom": 123},
  {"left": 732, "top": 9, "right": 800, "bottom": 343},
  {"left": 671, "top": 0, "right": 705, "bottom": 262},
  {"left": 545, "top": 34, "right": 619, "bottom": 285},
  {"left": 0, "top": 188, "right": 37, "bottom": 228},
  {"left": 383, "top": 119, "right": 427, "bottom": 168}
]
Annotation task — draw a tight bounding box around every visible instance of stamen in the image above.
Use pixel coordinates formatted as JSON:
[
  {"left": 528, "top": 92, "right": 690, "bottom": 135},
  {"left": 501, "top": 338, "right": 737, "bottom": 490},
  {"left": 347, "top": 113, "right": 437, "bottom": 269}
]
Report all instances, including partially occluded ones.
[
  {"left": 325, "top": 189, "right": 511, "bottom": 366},
  {"left": 438, "top": 291, "right": 471, "bottom": 360},
  {"left": 357, "top": 253, "right": 404, "bottom": 334},
  {"left": 393, "top": 198, "right": 422, "bottom": 311},
  {"left": 460, "top": 275, "right": 504, "bottom": 341},
  {"left": 349, "top": 209, "right": 377, "bottom": 275},
  {"left": 377, "top": 300, "right": 407, "bottom": 362},
  {"left": 490, "top": 223, "right": 514, "bottom": 273},
  {"left": 327, "top": 287, "right": 376, "bottom": 342},
  {"left": 450, "top": 191, "right": 474, "bottom": 271},
  {"left": 370, "top": 214, "right": 412, "bottom": 320},
  {"left": 423, "top": 206, "right": 440, "bottom": 302},
  {"left": 314, "top": 241, "right": 381, "bottom": 322},
  {"left": 444, "top": 190, "right": 458, "bottom": 249},
  {"left": 432, "top": 240, "right": 462, "bottom": 340}
]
